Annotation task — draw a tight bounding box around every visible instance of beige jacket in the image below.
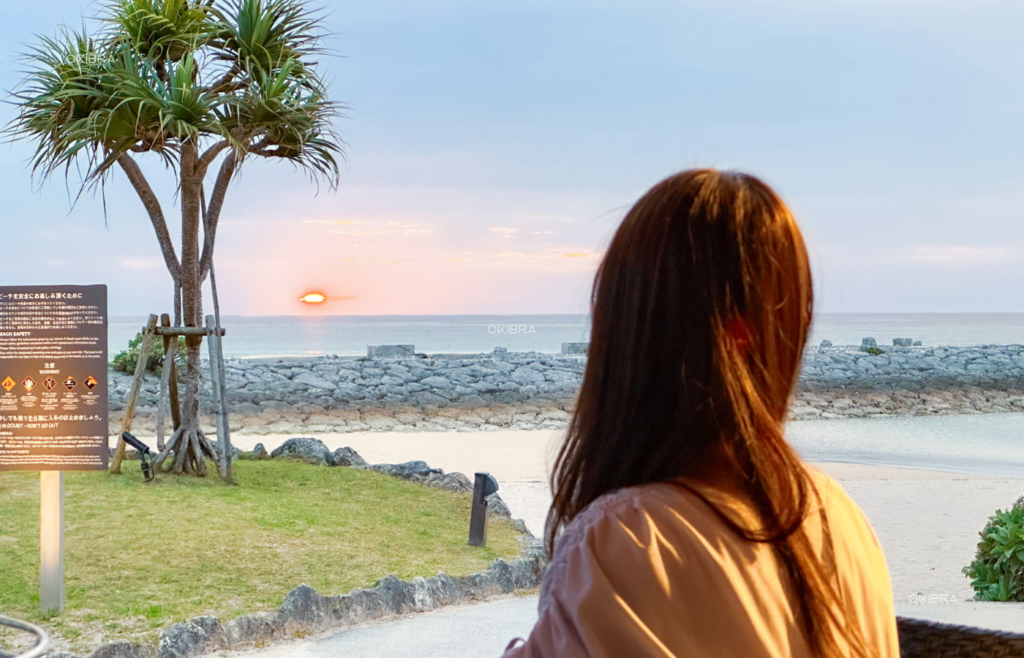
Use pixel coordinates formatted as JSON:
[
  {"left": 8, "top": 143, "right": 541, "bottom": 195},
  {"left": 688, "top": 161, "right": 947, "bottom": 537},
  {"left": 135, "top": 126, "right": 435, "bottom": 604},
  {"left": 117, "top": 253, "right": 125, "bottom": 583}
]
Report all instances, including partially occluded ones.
[{"left": 504, "top": 469, "right": 898, "bottom": 657}]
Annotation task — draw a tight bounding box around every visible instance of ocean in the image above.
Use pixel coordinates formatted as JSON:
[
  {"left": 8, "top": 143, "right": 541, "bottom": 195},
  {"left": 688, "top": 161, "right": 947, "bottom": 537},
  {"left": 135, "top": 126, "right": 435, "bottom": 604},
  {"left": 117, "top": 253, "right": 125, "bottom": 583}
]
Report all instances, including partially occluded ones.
[
  {"left": 107, "top": 313, "right": 1024, "bottom": 360},
  {"left": 788, "top": 414, "right": 1024, "bottom": 477}
]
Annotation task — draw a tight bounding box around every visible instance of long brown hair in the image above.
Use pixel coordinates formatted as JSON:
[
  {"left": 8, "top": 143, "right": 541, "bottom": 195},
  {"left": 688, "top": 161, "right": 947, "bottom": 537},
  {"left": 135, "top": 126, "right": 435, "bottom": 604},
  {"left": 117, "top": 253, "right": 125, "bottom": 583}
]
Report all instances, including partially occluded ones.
[{"left": 547, "top": 169, "right": 873, "bottom": 657}]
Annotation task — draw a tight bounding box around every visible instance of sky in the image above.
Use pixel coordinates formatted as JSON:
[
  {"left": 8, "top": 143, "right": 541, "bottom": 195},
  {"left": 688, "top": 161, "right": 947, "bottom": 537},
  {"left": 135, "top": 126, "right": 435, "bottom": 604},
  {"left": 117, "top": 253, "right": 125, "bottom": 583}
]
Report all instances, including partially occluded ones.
[{"left": 2, "top": 0, "right": 1024, "bottom": 316}]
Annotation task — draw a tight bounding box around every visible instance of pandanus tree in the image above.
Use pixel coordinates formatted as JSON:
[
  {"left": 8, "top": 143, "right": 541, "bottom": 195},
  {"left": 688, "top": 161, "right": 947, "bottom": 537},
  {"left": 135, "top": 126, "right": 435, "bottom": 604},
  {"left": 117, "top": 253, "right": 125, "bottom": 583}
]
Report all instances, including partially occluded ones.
[{"left": 7, "top": 0, "right": 344, "bottom": 477}]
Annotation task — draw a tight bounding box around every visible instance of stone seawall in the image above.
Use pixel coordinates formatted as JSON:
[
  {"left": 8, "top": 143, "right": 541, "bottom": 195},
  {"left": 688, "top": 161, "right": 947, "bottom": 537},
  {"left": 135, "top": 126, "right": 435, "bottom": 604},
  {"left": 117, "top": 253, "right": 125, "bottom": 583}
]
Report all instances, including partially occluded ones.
[
  {"left": 108, "top": 345, "right": 1024, "bottom": 434},
  {"left": 109, "top": 350, "right": 583, "bottom": 435}
]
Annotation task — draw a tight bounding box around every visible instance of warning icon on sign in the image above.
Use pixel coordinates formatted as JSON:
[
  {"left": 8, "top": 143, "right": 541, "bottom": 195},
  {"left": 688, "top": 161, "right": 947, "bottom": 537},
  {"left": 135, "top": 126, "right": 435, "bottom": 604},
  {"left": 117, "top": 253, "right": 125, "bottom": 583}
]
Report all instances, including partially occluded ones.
[
  {"left": 43, "top": 377, "right": 56, "bottom": 391},
  {"left": 23, "top": 377, "right": 35, "bottom": 392},
  {"left": 84, "top": 375, "right": 98, "bottom": 391},
  {"left": 64, "top": 376, "right": 76, "bottom": 391},
  {"left": 2, "top": 376, "right": 14, "bottom": 392}
]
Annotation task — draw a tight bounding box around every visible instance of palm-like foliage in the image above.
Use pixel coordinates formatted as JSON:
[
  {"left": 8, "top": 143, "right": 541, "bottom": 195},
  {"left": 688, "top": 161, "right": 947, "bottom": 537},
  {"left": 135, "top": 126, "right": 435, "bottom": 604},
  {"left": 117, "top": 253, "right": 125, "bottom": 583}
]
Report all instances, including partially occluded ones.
[
  {"left": 6, "top": 0, "right": 344, "bottom": 481},
  {"left": 110, "top": 0, "right": 214, "bottom": 62},
  {"left": 9, "top": 0, "right": 342, "bottom": 189}
]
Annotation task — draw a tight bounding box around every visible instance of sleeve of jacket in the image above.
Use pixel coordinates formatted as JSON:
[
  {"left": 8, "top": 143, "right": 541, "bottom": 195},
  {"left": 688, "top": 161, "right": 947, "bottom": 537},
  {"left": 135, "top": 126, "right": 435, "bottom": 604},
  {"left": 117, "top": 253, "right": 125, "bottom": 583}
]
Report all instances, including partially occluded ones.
[{"left": 501, "top": 491, "right": 679, "bottom": 658}]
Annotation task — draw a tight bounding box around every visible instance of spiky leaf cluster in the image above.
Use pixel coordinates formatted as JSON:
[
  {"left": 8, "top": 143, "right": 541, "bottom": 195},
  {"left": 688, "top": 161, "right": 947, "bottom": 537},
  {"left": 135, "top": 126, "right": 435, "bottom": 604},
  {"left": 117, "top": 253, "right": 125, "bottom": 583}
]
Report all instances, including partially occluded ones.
[{"left": 8, "top": 0, "right": 343, "bottom": 189}]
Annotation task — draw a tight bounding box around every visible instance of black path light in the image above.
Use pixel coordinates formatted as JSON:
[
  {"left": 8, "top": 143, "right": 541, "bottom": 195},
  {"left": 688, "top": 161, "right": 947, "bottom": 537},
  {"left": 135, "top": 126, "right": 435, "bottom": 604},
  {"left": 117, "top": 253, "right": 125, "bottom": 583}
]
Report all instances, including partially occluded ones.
[
  {"left": 121, "top": 432, "right": 155, "bottom": 482},
  {"left": 469, "top": 473, "right": 500, "bottom": 547}
]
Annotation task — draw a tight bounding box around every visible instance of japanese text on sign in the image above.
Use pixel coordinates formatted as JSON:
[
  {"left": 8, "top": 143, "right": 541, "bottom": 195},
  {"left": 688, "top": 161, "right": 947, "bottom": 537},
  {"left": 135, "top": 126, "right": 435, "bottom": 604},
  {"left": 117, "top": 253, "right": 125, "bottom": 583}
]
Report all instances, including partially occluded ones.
[{"left": 0, "top": 285, "right": 108, "bottom": 471}]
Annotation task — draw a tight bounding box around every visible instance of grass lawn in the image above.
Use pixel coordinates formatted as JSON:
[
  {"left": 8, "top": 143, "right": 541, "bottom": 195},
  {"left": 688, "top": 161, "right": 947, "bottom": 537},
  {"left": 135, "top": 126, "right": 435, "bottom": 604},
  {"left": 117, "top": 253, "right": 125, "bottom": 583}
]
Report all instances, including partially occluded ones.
[{"left": 0, "top": 460, "right": 524, "bottom": 653}]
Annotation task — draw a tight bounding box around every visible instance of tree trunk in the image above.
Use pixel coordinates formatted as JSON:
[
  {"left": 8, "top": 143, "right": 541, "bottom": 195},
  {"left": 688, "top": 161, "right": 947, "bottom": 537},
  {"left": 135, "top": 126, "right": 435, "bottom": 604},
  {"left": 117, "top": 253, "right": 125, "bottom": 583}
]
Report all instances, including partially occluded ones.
[
  {"left": 116, "top": 147, "right": 236, "bottom": 478},
  {"left": 151, "top": 140, "right": 219, "bottom": 476},
  {"left": 181, "top": 141, "right": 202, "bottom": 429}
]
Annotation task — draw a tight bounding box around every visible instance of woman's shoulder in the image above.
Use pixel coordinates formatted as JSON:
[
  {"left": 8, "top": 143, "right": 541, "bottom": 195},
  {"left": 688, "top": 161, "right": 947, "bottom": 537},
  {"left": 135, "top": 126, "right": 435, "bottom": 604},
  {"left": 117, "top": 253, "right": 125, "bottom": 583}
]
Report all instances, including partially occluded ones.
[
  {"left": 550, "top": 487, "right": 644, "bottom": 559},
  {"left": 803, "top": 467, "right": 876, "bottom": 527},
  {"left": 539, "top": 479, "right": 775, "bottom": 617},
  {"left": 547, "top": 466, "right": 879, "bottom": 572},
  {"left": 803, "top": 466, "right": 886, "bottom": 551},
  {"left": 540, "top": 484, "right": 682, "bottom": 615},
  {"left": 549, "top": 481, "right": 716, "bottom": 565}
]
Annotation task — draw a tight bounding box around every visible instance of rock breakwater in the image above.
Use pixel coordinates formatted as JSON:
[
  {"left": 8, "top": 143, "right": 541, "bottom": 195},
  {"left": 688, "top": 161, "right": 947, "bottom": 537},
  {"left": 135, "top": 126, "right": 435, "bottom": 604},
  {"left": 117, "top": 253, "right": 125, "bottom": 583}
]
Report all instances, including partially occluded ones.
[{"left": 107, "top": 345, "right": 1024, "bottom": 433}]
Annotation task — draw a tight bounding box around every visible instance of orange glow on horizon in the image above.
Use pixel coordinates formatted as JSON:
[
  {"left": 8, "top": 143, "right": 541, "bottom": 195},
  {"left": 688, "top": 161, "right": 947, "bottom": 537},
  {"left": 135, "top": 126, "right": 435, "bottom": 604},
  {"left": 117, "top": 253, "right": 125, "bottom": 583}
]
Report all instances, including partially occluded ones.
[{"left": 299, "top": 292, "right": 326, "bottom": 304}]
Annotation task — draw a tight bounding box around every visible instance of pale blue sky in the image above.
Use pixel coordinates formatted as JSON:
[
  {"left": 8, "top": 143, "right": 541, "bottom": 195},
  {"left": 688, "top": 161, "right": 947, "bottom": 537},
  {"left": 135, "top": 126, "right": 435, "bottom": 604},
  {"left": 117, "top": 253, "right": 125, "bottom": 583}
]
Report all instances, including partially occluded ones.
[{"left": 1, "top": 0, "right": 1023, "bottom": 315}]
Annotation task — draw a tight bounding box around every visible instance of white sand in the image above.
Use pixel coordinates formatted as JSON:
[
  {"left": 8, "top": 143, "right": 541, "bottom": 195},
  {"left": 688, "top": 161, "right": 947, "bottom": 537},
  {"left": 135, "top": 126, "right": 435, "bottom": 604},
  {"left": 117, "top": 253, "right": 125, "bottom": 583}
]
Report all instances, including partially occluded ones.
[
  {"left": 123, "top": 430, "right": 1024, "bottom": 604},
  {"left": 219, "top": 431, "right": 563, "bottom": 483}
]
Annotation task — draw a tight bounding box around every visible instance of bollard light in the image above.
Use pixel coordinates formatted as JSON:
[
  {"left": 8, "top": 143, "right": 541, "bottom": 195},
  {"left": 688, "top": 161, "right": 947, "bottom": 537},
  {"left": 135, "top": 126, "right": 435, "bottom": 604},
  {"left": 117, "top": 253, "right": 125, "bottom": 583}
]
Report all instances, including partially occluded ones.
[{"left": 468, "top": 472, "right": 499, "bottom": 547}]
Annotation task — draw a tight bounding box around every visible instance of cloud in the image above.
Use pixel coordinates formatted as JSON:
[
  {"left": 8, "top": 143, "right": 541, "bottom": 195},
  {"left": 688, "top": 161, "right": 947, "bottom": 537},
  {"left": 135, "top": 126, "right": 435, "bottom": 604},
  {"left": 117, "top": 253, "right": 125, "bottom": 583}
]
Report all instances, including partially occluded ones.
[
  {"left": 335, "top": 257, "right": 419, "bottom": 265},
  {"left": 904, "top": 246, "right": 1015, "bottom": 264},
  {"left": 446, "top": 247, "right": 603, "bottom": 268},
  {"left": 331, "top": 221, "right": 434, "bottom": 236},
  {"left": 489, "top": 227, "right": 519, "bottom": 239},
  {"left": 304, "top": 219, "right": 434, "bottom": 236},
  {"left": 118, "top": 257, "right": 162, "bottom": 269}
]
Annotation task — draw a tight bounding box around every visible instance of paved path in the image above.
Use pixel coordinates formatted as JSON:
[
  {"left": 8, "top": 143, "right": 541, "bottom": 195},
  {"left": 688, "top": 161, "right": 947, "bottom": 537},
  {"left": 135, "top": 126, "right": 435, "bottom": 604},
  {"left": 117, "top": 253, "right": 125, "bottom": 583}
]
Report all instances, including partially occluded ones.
[
  {"left": 225, "top": 597, "right": 539, "bottom": 658},
  {"left": 222, "top": 595, "right": 1024, "bottom": 658}
]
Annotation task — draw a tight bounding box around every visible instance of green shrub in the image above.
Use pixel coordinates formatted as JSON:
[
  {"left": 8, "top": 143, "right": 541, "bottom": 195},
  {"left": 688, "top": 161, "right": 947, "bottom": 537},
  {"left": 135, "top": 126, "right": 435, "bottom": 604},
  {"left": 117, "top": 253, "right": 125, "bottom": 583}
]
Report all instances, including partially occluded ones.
[
  {"left": 860, "top": 346, "right": 884, "bottom": 356},
  {"left": 963, "top": 496, "right": 1024, "bottom": 601},
  {"left": 111, "top": 331, "right": 186, "bottom": 374}
]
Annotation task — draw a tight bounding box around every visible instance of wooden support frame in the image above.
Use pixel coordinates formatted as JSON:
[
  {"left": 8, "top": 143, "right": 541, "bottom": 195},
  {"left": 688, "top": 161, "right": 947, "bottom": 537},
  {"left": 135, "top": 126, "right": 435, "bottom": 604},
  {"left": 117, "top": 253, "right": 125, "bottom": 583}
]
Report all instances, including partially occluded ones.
[
  {"left": 110, "top": 315, "right": 158, "bottom": 474},
  {"left": 205, "top": 315, "right": 233, "bottom": 483},
  {"left": 154, "top": 326, "right": 225, "bottom": 337},
  {"left": 109, "top": 315, "right": 228, "bottom": 479}
]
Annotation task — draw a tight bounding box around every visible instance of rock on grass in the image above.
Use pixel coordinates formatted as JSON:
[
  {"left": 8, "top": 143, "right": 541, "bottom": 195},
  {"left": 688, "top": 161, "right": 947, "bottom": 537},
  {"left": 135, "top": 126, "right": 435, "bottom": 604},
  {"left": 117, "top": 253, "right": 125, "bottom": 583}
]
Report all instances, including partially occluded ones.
[
  {"left": 270, "top": 437, "right": 333, "bottom": 465},
  {"left": 331, "top": 446, "right": 368, "bottom": 468}
]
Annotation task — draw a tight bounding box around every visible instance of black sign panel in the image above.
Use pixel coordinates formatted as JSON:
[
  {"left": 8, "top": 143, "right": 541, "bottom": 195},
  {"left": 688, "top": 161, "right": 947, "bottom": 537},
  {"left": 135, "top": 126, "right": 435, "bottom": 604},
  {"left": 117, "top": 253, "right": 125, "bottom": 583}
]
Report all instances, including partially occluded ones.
[{"left": 0, "top": 285, "right": 108, "bottom": 471}]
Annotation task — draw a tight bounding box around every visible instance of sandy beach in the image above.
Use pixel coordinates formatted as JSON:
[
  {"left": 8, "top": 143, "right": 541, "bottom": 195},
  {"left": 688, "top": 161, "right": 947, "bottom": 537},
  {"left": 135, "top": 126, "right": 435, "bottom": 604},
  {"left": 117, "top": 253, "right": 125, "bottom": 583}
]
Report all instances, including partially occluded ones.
[{"left": 117, "top": 429, "right": 1022, "bottom": 605}]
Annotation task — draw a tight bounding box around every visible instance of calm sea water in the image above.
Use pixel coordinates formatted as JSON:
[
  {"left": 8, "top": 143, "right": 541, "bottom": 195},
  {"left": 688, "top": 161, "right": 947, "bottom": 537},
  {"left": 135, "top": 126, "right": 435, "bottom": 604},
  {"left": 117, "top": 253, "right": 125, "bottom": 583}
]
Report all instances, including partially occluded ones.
[
  {"left": 108, "top": 313, "right": 1024, "bottom": 359},
  {"left": 109, "top": 315, "right": 592, "bottom": 359},
  {"left": 809, "top": 313, "right": 1024, "bottom": 347},
  {"left": 788, "top": 414, "right": 1024, "bottom": 477}
]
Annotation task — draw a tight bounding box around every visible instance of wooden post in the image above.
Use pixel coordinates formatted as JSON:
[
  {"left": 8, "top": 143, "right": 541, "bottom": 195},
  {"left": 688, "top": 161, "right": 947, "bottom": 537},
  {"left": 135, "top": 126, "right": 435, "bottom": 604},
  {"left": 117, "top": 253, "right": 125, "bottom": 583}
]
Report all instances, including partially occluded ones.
[
  {"left": 110, "top": 315, "right": 158, "bottom": 474},
  {"left": 157, "top": 316, "right": 170, "bottom": 453},
  {"left": 156, "top": 314, "right": 182, "bottom": 452},
  {"left": 169, "top": 337, "right": 181, "bottom": 433},
  {"left": 40, "top": 471, "right": 64, "bottom": 614},
  {"left": 205, "top": 316, "right": 232, "bottom": 483}
]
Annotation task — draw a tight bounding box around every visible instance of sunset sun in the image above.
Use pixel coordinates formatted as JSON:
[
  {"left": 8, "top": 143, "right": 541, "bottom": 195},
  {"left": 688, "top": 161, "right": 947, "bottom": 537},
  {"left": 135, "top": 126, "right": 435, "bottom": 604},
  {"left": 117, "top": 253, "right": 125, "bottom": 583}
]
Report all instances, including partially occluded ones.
[{"left": 298, "top": 292, "right": 326, "bottom": 304}]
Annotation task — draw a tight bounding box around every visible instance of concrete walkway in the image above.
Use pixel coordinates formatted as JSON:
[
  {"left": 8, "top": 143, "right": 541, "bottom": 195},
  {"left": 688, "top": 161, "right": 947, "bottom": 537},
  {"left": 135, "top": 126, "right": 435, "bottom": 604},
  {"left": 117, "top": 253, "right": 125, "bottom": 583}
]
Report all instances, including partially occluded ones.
[
  {"left": 221, "top": 596, "right": 1024, "bottom": 658},
  {"left": 224, "top": 597, "right": 539, "bottom": 658}
]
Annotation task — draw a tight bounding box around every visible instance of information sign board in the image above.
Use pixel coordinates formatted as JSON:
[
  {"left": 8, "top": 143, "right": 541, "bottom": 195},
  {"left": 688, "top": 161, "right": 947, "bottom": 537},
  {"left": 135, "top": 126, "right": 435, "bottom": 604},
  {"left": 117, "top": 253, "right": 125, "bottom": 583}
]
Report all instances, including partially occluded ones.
[{"left": 0, "top": 285, "right": 108, "bottom": 471}]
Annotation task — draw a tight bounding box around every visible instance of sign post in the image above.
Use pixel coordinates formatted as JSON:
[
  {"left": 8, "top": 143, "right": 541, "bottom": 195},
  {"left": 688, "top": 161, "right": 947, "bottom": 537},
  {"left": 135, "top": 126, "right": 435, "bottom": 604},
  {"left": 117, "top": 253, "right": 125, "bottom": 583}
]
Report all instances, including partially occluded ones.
[
  {"left": 0, "top": 285, "right": 108, "bottom": 614},
  {"left": 39, "top": 471, "right": 64, "bottom": 613}
]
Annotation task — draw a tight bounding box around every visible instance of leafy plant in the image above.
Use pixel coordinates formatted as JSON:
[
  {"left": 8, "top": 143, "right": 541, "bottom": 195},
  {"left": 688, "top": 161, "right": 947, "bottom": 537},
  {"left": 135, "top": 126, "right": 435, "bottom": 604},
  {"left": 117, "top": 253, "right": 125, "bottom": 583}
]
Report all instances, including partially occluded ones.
[
  {"left": 963, "top": 496, "right": 1024, "bottom": 601},
  {"left": 111, "top": 330, "right": 185, "bottom": 374},
  {"left": 860, "top": 346, "right": 884, "bottom": 356}
]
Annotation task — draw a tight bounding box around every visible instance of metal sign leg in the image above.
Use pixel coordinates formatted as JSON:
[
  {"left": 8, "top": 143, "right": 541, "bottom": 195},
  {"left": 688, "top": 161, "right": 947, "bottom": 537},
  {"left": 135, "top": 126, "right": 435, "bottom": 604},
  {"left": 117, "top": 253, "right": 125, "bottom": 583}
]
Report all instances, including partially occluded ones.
[{"left": 39, "top": 471, "right": 64, "bottom": 614}]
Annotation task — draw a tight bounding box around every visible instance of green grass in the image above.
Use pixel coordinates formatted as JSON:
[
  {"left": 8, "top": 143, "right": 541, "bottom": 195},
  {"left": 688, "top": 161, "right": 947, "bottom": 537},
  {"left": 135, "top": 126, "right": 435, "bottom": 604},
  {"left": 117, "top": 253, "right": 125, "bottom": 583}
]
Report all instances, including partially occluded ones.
[{"left": 0, "top": 461, "right": 523, "bottom": 652}]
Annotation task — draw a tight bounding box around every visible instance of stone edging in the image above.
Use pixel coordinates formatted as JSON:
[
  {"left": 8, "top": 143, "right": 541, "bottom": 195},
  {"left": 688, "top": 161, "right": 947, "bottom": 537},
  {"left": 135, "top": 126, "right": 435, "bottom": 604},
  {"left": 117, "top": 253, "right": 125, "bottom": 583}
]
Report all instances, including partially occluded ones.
[{"left": 158, "top": 546, "right": 545, "bottom": 658}]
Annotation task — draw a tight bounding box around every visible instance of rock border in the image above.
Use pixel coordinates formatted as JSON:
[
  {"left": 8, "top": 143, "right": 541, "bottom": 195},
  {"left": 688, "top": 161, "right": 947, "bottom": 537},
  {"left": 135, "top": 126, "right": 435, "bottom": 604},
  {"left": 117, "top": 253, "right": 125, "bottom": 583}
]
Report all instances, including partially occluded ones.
[
  {"left": 56, "top": 445, "right": 545, "bottom": 658},
  {"left": 150, "top": 547, "right": 545, "bottom": 658}
]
